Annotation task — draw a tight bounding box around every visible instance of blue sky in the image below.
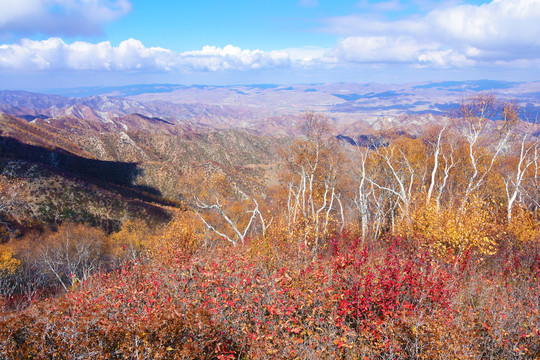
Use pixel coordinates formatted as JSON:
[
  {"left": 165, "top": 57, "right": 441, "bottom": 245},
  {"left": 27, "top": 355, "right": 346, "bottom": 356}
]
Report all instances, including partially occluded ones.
[{"left": 0, "top": 0, "right": 539, "bottom": 90}]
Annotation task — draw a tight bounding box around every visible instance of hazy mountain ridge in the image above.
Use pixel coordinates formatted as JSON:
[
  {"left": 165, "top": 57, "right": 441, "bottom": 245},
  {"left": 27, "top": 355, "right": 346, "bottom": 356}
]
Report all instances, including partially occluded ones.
[
  {"left": 2, "top": 81, "right": 539, "bottom": 136},
  {"left": 0, "top": 90, "right": 264, "bottom": 132}
]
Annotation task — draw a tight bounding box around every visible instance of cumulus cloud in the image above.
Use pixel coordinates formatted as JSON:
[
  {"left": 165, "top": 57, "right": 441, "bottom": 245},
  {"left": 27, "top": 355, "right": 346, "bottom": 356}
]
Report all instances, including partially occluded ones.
[
  {"left": 332, "top": 36, "right": 435, "bottom": 63},
  {"left": 427, "top": 0, "right": 540, "bottom": 57},
  {"left": 0, "top": 0, "right": 132, "bottom": 36},
  {"left": 0, "top": 38, "right": 293, "bottom": 72},
  {"left": 322, "top": 0, "right": 540, "bottom": 67},
  {"left": 328, "top": 35, "right": 475, "bottom": 67},
  {"left": 180, "top": 45, "right": 291, "bottom": 71},
  {"left": 280, "top": 46, "right": 328, "bottom": 64}
]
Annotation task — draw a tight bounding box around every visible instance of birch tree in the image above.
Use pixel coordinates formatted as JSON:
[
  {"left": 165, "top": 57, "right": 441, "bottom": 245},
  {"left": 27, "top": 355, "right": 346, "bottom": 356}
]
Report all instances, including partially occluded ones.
[
  {"left": 453, "top": 95, "right": 517, "bottom": 213},
  {"left": 195, "top": 197, "right": 262, "bottom": 247},
  {"left": 502, "top": 133, "right": 540, "bottom": 222},
  {"left": 284, "top": 111, "right": 345, "bottom": 248}
]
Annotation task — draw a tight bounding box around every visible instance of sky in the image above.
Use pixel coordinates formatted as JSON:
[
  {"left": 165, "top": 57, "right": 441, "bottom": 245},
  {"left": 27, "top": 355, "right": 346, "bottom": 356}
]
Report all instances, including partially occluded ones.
[{"left": 0, "top": 0, "right": 539, "bottom": 91}]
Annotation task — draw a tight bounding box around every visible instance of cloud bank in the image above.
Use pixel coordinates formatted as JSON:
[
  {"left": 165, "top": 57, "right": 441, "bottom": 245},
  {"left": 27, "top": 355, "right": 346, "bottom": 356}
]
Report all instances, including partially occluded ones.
[
  {"left": 0, "top": 38, "right": 292, "bottom": 72},
  {"left": 323, "top": 0, "right": 540, "bottom": 67},
  {"left": 0, "top": 0, "right": 538, "bottom": 74}
]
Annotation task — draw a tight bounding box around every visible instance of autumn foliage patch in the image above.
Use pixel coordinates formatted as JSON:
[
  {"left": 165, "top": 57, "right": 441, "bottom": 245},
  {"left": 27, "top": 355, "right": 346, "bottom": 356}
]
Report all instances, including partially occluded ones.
[{"left": 1, "top": 233, "right": 538, "bottom": 359}]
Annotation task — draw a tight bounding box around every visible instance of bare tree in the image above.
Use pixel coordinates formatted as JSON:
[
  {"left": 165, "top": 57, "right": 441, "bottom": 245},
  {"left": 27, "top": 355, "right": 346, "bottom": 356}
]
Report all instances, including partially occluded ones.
[
  {"left": 0, "top": 177, "right": 27, "bottom": 235},
  {"left": 38, "top": 224, "right": 106, "bottom": 291},
  {"left": 452, "top": 95, "right": 517, "bottom": 213},
  {"left": 503, "top": 133, "right": 540, "bottom": 222},
  {"left": 284, "top": 111, "right": 345, "bottom": 247},
  {"left": 426, "top": 126, "right": 446, "bottom": 204},
  {"left": 354, "top": 148, "right": 374, "bottom": 242},
  {"left": 195, "top": 197, "right": 263, "bottom": 247},
  {"left": 366, "top": 145, "right": 416, "bottom": 225}
]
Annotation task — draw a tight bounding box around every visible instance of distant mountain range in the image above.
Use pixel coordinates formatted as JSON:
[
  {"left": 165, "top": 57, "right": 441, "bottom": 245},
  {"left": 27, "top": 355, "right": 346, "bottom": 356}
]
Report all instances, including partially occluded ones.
[
  {"left": 2, "top": 80, "right": 539, "bottom": 135},
  {"left": 43, "top": 80, "right": 538, "bottom": 98}
]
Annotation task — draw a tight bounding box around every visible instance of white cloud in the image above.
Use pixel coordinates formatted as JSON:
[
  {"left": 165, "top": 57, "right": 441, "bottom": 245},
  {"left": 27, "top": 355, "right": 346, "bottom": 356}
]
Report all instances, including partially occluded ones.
[
  {"left": 180, "top": 45, "right": 291, "bottom": 71},
  {"left": 268, "top": 46, "right": 327, "bottom": 65},
  {"left": 327, "top": 35, "right": 476, "bottom": 67},
  {"left": 0, "top": 0, "right": 132, "bottom": 36},
  {"left": 0, "top": 38, "right": 292, "bottom": 72},
  {"left": 332, "top": 36, "right": 435, "bottom": 63},
  {"left": 427, "top": 0, "right": 540, "bottom": 56},
  {"left": 417, "top": 49, "right": 475, "bottom": 67},
  {"left": 321, "top": 0, "right": 540, "bottom": 66},
  {"left": 1, "top": 1, "right": 539, "bottom": 76}
]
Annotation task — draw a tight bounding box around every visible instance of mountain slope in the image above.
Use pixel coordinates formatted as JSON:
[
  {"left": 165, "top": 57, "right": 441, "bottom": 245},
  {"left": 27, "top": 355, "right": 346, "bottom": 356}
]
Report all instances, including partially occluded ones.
[{"left": 0, "top": 112, "right": 287, "bottom": 200}]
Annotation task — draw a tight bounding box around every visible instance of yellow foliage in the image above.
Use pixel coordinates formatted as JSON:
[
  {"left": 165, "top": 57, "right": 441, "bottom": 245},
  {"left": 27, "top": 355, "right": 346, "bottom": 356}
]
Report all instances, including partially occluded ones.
[
  {"left": 108, "top": 219, "right": 153, "bottom": 260},
  {"left": 152, "top": 211, "right": 204, "bottom": 263},
  {"left": 400, "top": 197, "right": 498, "bottom": 260},
  {"left": 508, "top": 206, "right": 540, "bottom": 246},
  {"left": 0, "top": 245, "right": 20, "bottom": 274}
]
